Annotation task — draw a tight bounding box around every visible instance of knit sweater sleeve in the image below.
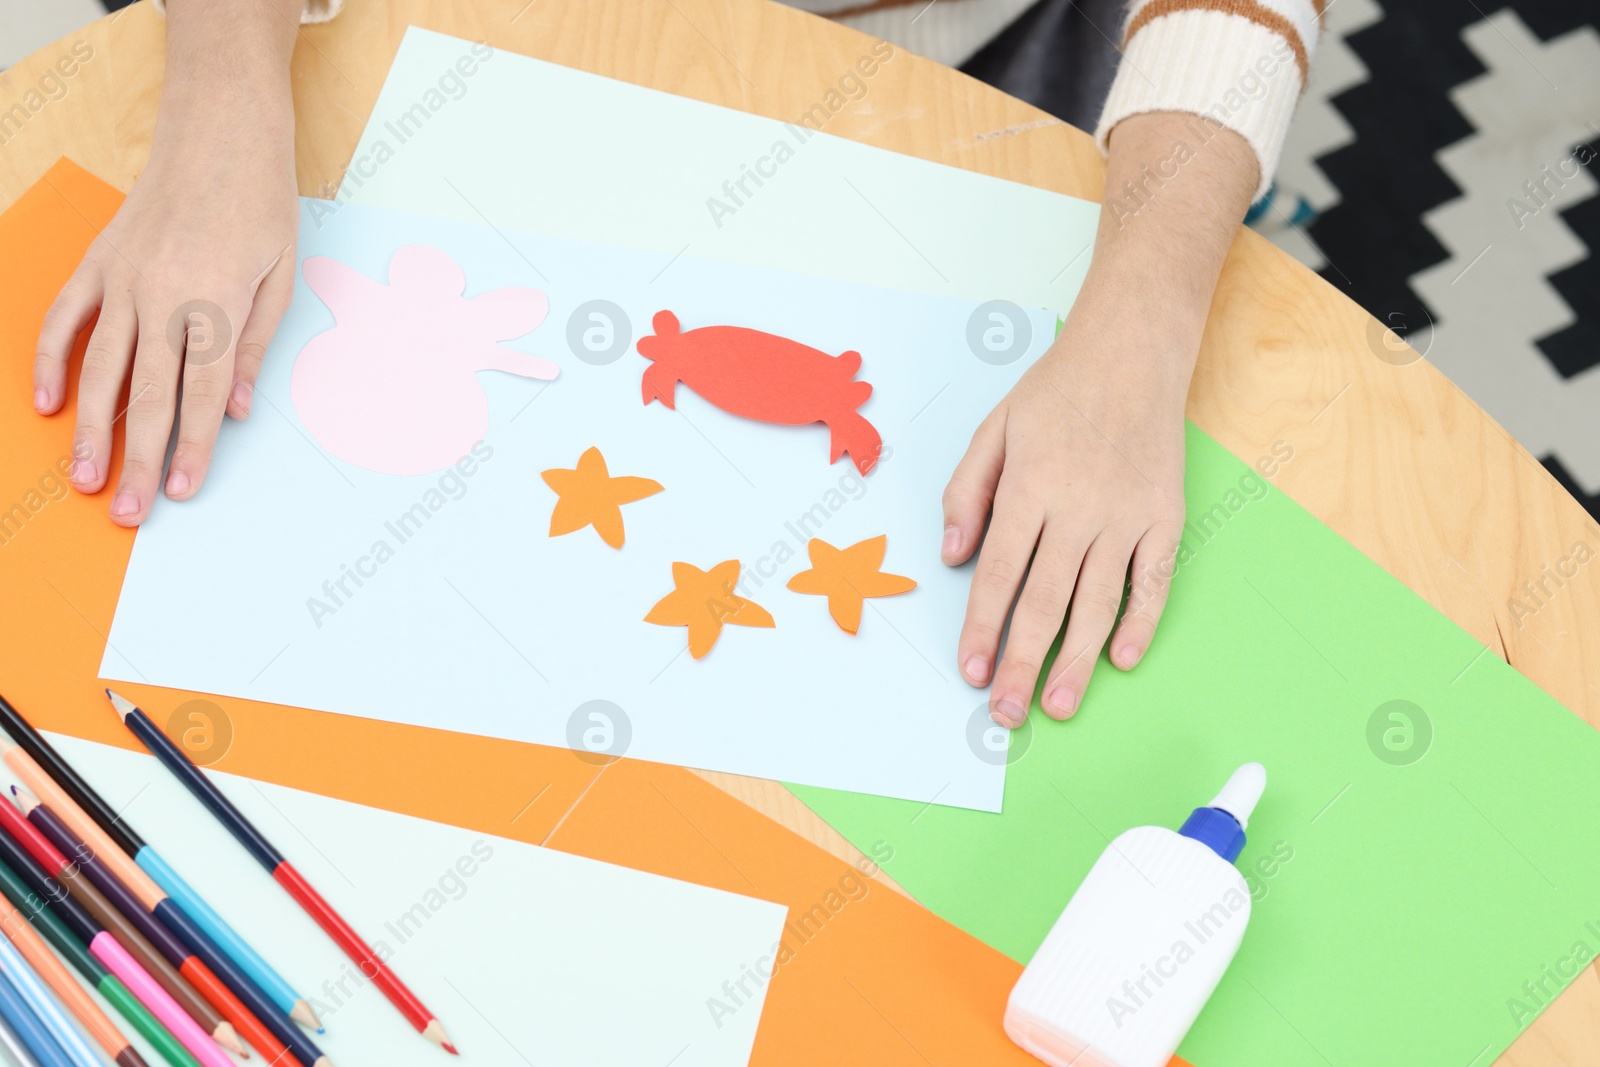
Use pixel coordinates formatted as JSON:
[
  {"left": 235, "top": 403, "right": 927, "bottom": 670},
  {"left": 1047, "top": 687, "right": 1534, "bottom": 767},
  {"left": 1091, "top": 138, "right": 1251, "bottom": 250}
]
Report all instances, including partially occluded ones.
[
  {"left": 152, "top": 0, "right": 342, "bottom": 24},
  {"left": 1093, "top": 0, "right": 1323, "bottom": 200}
]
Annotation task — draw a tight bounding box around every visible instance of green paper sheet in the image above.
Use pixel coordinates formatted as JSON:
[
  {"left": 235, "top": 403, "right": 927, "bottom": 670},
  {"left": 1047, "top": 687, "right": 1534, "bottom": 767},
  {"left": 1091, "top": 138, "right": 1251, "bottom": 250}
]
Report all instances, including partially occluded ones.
[{"left": 793, "top": 425, "right": 1600, "bottom": 1066}]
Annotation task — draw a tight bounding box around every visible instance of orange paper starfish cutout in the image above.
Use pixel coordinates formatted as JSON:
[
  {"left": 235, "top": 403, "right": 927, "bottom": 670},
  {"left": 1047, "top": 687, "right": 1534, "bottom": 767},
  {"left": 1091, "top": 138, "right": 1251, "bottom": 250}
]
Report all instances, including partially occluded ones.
[
  {"left": 786, "top": 535, "right": 917, "bottom": 634},
  {"left": 541, "top": 446, "right": 663, "bottom": 549},
  {"left": 645, "top": 560, "right": 775, "bottom": 659}
]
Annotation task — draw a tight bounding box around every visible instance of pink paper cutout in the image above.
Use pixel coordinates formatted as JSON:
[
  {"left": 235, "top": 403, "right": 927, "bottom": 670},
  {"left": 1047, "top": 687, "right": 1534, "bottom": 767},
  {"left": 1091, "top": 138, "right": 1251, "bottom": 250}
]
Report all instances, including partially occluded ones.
[{"left": 291, "top": 245, "right": 557, "bottom": 475}]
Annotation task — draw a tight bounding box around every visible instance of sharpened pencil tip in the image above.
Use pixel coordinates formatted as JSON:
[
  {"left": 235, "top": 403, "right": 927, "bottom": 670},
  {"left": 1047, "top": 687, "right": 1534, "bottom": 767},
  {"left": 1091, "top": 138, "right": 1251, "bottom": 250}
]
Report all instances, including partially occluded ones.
[
  {"left": 104, "top": 689, "right": 136, "bottom": 720},
  {"left": 214, "top": 1022, "right": 248, "bottom": 1057},
  {"left": 424, "top": 1020, "right": 455, "bottom": 1053},
  {"left": 10, "top": 785, "right": 37, "bottom": 815},
  {"left": 291, "top": 999, "right": 322, "bottom": 1031}
]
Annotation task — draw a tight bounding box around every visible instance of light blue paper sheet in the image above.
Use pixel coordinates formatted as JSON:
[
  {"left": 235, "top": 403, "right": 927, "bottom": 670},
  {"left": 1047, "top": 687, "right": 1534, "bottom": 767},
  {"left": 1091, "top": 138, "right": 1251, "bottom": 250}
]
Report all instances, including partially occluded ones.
[{"left": 102, "top": 201, "right": 1057, "bottom": 810}]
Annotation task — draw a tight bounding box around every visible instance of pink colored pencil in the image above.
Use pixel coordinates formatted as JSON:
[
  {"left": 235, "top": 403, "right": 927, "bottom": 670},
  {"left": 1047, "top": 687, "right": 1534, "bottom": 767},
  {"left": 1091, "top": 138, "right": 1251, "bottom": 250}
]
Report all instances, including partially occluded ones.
[{"left": 90, "top": 935, "right": 233, "bottom": 1067}]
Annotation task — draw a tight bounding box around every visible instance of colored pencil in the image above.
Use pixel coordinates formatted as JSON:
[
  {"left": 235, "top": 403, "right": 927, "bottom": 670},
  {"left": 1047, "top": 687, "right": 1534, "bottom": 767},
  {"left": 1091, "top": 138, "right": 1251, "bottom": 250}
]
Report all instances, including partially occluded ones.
[
  {"left": 107, "top": 690, "right": 455, "bottom": 1054},
  {"left": 0, "top": 967, "right": 68, "bottom": 1067},
  {"left": 142, "top": 853, "right": 320, "bottom": 1030},
  {"left": 0, "top": 754, "right": 320, "bottom": 1054},
  {"left": 0, "top": 799, "right": 236, "bottom": 1067},
  {"left": 18, "top": 789, "right": 331, "bottom": 1067},
  {"left": 0, "top": 1007, "right": 44, "bottom": 1067},
  {"left": 0, "top": 795, "right": 247, "bottom": 1059},
  {"left": 0, "top": 898, "right": 149, "bottom": 1067},
  {"left": 0, "top": 695, "right": 318, "bottom": 1031},
  {"left": 0, "top": 855, "right": 198, "bottom": 1067},
  {"left": 0, "top": 924, "right": 104, "bottom": 1067}
]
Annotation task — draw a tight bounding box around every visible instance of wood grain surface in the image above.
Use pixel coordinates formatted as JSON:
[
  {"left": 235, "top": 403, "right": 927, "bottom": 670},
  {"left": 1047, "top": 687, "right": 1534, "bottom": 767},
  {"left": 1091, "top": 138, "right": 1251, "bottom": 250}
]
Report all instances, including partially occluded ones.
[{"left": 1, "top": 2, "right": 1596, "bottom": 1061}]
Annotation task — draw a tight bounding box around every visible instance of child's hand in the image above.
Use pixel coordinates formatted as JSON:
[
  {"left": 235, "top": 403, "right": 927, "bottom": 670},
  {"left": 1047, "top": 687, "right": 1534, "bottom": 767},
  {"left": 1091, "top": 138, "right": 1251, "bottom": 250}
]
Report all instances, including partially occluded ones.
[
  {"left": 942, "top": 294, "right": 1189, "bottom": 727},
  {"left": 943, "top": 111, "right": 1260, "bottom": 728},
  {"left": 31, "top": 0, "right": 301, "bottom": 526}
]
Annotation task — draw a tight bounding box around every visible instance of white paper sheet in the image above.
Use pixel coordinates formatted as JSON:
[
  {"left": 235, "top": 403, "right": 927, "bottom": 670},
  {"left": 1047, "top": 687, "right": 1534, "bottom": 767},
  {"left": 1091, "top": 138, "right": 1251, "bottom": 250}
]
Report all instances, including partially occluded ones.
[{"left": 43, "top": 734, "right": 786, "bottom": 1067}]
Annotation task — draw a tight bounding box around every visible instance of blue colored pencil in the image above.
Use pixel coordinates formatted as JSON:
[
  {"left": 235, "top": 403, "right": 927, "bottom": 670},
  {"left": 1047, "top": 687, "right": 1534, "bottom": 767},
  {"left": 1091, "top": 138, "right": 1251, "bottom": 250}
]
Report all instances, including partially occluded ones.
[
  {"left": 138, "top": 851, "right": 319, "bottom": 1030},
  {"left": 0, "top": 932, "right": 101, "bottom": 1067},
  {"left": 0, "top": 1008, "right": 44, "bottom": 1067},
  {"left": 0, "top": 967, "right": 69, "bottom": 1067}
]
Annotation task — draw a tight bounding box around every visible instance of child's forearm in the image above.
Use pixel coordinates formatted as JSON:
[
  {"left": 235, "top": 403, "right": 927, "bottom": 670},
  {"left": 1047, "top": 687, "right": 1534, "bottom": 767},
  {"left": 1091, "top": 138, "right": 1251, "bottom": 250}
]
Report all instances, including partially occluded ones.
[
  {"left": 155, "top": 0, "right": 303, "bottom": 146},
  {"left": 1068, "top": 110, "right": 1260, "bottom": 393}
]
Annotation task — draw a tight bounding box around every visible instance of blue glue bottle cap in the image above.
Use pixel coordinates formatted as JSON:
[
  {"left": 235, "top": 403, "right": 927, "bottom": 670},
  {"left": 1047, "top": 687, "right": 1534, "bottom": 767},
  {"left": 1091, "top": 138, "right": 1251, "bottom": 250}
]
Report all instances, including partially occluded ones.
[
  {"left": 1179, "top": 808, "right": 1246, "bottom": 862},
  {"left": 1178, "top": 762, "right": 1266, "bottom": 864}
]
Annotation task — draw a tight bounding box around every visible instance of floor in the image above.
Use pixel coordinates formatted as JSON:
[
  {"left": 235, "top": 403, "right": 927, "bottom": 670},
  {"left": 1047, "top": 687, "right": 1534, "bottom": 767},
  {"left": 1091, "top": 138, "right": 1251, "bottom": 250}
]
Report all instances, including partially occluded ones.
[{"left": 3, "top": 0, "right": 1596, "bottom": 521}]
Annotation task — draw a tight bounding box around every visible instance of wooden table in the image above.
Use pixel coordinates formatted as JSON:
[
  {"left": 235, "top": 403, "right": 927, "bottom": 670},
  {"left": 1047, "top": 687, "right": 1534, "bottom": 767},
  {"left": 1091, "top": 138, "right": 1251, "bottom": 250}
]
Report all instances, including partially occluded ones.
[{"left": 2, "top": 2, "right": 1597, "bottom": 1062}]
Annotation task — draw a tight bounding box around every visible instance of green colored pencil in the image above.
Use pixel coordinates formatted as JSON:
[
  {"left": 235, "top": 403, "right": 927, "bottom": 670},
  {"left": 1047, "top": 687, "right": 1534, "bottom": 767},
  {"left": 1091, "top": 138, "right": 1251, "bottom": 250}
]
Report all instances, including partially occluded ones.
[{"left": 0, "top": 854, "right": 198, "bottom": 1067}]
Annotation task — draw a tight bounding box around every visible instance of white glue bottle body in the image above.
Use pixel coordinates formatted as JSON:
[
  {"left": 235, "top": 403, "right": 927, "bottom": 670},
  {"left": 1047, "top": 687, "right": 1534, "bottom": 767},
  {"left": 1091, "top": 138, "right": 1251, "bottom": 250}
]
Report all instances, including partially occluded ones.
[{"left": 1005, "top": 763, "right": 1267, "bottom": 1067}]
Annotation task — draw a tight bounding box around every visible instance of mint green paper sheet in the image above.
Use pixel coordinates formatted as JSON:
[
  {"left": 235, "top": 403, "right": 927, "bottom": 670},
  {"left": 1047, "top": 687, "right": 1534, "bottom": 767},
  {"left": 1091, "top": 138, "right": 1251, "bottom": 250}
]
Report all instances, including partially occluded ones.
[
  {"left": 794, "top": 425, "right": 1600, "bottom": 1066},
  {"left": 339, "top": 28, "right": 1099, "bottom": 313}
]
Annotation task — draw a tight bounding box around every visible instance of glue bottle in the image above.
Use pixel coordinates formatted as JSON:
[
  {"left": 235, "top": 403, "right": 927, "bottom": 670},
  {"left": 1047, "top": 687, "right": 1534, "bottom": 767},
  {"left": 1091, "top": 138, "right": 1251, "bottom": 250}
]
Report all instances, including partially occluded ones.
[{"left": 1005, "top": 763, "right": 1266, "bottom": 1067}]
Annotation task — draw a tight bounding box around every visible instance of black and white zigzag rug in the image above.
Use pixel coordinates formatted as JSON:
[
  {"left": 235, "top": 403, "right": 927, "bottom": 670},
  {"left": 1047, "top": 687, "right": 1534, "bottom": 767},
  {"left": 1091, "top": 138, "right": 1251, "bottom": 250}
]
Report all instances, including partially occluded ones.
[{"left": 1288, "top": 0, "right": 1599, "bottom": 522}]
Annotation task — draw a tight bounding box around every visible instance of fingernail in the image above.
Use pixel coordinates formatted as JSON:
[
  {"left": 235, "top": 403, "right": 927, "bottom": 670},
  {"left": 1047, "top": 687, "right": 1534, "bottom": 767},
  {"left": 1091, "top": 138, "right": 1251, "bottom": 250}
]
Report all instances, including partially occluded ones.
[
  {"left": 33, "top": 388, "right": 49, "bottom": 412},
  {"left": 70, "top": 458, "right": 97, "bottom": 486},
  {"left": 110, "top": 491, "right": 140, "bottom": 517},
  {"left": 994, "top": 698, "right": 1025, "bottom": 726},
  {"left": 1117, "top": 644, "right": 1143, "bottom": 668},
  {"left": 941, "top": 525, "right": 961, "bottom": 559},
  {"left": 166, "top": 470, "right": 191, "bottom": 497},
  {"left": 1045, "top": 684, "right": 1079, "bottom": 717},
  {"left": 963, "top": 656, "right": 989, "bottom": 684},
  {"left": 231, "top": 380, "right": 253, "bottom": 415}
]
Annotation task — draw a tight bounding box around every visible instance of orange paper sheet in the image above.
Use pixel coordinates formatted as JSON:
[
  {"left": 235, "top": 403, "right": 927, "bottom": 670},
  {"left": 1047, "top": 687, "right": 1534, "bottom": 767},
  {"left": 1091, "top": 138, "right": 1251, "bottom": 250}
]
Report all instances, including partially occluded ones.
[{"left": 0, "top": 158, "right": 1202, "bottom": 1067}]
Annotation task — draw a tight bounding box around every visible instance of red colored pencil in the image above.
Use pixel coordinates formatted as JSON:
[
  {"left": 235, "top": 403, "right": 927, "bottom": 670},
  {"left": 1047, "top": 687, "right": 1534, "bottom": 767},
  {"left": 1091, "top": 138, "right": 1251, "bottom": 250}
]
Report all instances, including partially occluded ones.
[{"left": 107, "top": 691, "right": 454, "bottom": 1053}]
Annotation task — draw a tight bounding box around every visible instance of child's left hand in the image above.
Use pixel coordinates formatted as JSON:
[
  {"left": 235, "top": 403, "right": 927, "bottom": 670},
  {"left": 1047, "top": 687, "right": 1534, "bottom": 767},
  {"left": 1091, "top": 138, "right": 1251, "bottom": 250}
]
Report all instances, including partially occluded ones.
[
  {"left": 942, "top": 111, "right": 1258, "bottom": 729},
  {"left": 940, "top": 291, "right": 1190, "bottom": 728}
]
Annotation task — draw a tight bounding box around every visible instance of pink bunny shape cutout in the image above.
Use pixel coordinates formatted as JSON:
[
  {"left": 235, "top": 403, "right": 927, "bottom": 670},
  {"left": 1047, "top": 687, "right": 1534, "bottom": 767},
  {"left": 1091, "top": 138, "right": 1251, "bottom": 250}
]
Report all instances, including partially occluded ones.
[{"left": 291, "top": 245, "right": 557, "bottom": 475}]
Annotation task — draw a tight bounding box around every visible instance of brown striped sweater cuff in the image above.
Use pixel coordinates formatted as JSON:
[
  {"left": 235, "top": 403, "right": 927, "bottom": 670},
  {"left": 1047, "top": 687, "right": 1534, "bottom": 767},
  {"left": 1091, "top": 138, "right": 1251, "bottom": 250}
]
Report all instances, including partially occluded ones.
[{"left": 1094, "top": 0, "right": 1324, "bottom": 200}]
